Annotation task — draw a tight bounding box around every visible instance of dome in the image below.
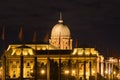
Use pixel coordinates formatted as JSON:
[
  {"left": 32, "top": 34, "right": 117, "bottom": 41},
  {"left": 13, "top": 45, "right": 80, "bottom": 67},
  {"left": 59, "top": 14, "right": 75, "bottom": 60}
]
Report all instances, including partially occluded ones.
[{"left": 51, "top": 20, "right": 70, "bottom": 38}]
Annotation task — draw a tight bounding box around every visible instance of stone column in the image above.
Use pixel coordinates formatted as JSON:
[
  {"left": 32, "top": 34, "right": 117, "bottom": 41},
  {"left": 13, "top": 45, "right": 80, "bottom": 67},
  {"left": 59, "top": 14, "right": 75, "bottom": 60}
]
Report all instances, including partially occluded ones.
[
  {"left": 34, "top": 56, "right": 37, "bottom": 80},
  {"left": 3, "top": 55, "right": 6, "bottom": 80},
  {"left": 20, "top": 55, "right": 23, "bottom": 80},
  {"left": 83, "top": 61, "right": 86, "bottom": 80},
  {"left": 58, "top": 58, "right": 61, "bottom": 80},
  {"left": 47, "top": 58, "right": 50, "bottom": 80},
  {"left": 76, "top": 60, "right": 79, "bottom": 80}
]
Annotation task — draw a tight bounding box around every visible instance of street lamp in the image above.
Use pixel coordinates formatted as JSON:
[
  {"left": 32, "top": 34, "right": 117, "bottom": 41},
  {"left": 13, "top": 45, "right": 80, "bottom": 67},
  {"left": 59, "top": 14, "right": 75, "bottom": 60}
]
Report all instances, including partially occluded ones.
[
  {"left": 92, "top": 70, "right": 95, "bottom": 75},
  {"left": 105, "top": 70, "right": 108, "bottom": 74},
  {"left": 113, "top": 71, "right": 116, "bottom": 75},
  {"left": 64, "top": 70, "right": 69, "bottom": 74},
  {"left": 40, "top": 69, "right": 45, "bottom": 80},
  {"left": 64, "top": 70, "right": 69, "bottom": 80},
  {"left": 113, "top": 71, "right": 116, "bottom": 79},
  {"left": 41, "top": 69, "right": 45, "bottom": 75},
  {"left": 30, "top": 69, "right": 34, "bottom": 77},
  {"left": 0, "top": 67, "right": 2, "bottom": 78},
  {"left": 30, "top": 69, "right": 33, "bottom": 73},
  {"left": 105, "top": 70, "right": 108, "bottom": 78},
  {"left": 0, "top": 70, "right": 2, "bottom": 79},
  {"left": 72, "top": 70, "right": 75, "bottom": 76}
]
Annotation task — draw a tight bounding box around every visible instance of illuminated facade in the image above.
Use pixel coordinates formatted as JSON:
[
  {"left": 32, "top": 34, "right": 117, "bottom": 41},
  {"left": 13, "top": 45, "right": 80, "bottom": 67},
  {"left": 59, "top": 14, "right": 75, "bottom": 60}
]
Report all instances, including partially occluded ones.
[
  {"left": 0, "top": 14, "right": 104, "bottom": 80},
  {"left": 104, "top": 57, "right": 120, "bottom": 80}
]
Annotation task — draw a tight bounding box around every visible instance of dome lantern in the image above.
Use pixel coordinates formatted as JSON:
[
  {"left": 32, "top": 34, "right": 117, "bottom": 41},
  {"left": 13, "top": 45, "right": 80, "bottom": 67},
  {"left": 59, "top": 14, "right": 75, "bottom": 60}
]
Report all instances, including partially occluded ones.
[
  {"left": 51, "top": 12, "right": 70, "bottom": 38},
  {"left": 58, "top": 12, "right": 63, "bottom": 23}
]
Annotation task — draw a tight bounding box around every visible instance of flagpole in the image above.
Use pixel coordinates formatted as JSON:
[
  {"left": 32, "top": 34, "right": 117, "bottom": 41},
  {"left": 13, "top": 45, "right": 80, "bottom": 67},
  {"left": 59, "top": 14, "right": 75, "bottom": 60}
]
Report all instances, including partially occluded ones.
[
  {"left": 1, "top": 26, "right": 5, "bottom": 53},
  {"left": 33, "top": 31, "right": 38, "bottom": 79},
  {"left": 18, "top": 26, "right": 24, "bottom": 80},
  {"left": 33, "top": 31, "right": 37, "bottom": 43},
  {"left": 1, "top": 24, "right": 6, "bottom": 80},
  {"left": 19, "top": 27, "right": 23, "bottom": 43},
  {"left": 44, "top": 32, "right": 49, "bottom": 43},
  {"left": 75, "top": 38, "right": 78, "bottom": 48}
]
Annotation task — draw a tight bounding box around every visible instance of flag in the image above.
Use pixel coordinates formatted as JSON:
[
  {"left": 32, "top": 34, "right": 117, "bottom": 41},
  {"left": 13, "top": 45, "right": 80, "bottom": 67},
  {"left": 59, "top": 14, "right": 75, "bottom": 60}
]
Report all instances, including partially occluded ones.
[
  {"left": 75, "top": 38, "right": 78, "bottom": 47},
  {"left": 18, "top": 27, "right": 23, "bottom": 41},
  {"left": 1, "top": 24, "right": 6, "bottom": 54},
  {"left": 33, "top": 31, "right": 37, "bottom": 42},
  {"left": 44, "top": 32, "right": 49, "bottom": 43},
  {"left": 1, "top": 25, "right": 5, "bottom": 40}
]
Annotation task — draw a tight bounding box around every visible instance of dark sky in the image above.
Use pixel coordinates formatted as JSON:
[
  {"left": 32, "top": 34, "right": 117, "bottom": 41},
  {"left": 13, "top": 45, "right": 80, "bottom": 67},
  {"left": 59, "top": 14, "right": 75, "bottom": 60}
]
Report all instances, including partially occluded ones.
[{"left": 0, "top": 0, "right": 120, "bottom": 57}]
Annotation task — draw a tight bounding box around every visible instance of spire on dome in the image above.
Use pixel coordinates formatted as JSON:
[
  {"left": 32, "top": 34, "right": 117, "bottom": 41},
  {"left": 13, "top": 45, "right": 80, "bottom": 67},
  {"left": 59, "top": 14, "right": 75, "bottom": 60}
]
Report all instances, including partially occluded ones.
[
  {"left": 60, "top": 12, "right": 62, "bottom": 20},
  {"left": 58, "top": 12, "right": 63, "bottom": 23}
]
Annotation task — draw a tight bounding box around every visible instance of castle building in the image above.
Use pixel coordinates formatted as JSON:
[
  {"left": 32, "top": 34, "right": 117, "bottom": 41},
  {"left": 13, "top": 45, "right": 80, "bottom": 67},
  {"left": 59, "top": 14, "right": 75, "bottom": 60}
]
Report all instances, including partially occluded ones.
[{"left": 0, "top": 14, "right": 104, "bottom": 80}]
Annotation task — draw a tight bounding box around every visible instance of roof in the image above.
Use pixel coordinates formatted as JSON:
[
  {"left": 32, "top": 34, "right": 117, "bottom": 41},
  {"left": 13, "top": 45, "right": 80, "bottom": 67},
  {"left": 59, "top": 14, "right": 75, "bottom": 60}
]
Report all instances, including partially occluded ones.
[{"left": 35, "top": 50, "right": 72, "bottom": 55}]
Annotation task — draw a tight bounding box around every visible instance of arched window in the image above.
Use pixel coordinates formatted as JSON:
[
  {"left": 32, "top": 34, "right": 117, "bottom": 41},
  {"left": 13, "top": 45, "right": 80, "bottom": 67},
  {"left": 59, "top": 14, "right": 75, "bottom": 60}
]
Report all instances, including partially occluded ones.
[
  {"left": 27, "top": 71, "right": 30, "bottom": 76},
  {"left": 27, "top": 62, "right": 30, "bottom": 66}
]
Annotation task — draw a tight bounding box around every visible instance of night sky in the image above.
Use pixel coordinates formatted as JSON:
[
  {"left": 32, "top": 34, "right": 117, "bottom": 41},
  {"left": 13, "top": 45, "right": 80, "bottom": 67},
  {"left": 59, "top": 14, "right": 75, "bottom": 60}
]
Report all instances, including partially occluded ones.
[{"left": 0, "top": 0, "right": 120, "bottom": 57}]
